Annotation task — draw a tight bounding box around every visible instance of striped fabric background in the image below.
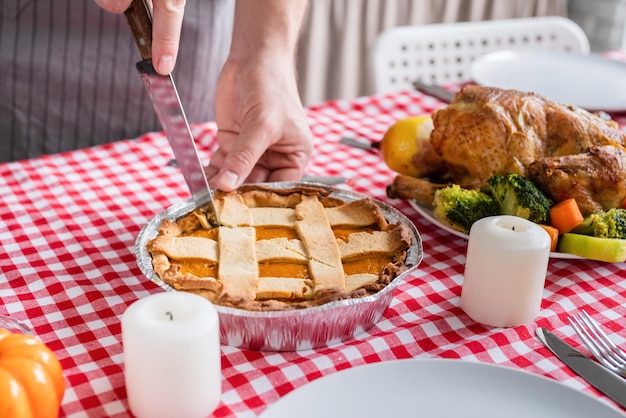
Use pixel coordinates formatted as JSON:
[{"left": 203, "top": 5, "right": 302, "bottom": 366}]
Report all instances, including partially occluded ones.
[{"left": 0, "top": 0, "right": 233, "bottom": 162}]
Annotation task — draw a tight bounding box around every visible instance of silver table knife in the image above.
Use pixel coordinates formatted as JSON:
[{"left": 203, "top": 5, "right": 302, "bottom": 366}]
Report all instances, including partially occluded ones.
[
  {"left": 124, "top": 0, "right": 217, "bottom": 222},
  {"left": 412, "top": 80, "right": 456, "bottom": 103},
  {"left": 339, "top": 137, "right": 379, "bottom": 151},
  {"left": 300, "top": 175, "right": 347, "bottom": 185},
  {"left": 537, "top": 327, "right": 626, "bottom": 409}
]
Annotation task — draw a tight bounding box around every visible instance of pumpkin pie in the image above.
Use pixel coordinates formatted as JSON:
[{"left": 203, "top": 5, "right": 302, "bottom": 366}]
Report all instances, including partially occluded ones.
[{"left": 147, "top": 185, "right": 413, "bottom": 311}]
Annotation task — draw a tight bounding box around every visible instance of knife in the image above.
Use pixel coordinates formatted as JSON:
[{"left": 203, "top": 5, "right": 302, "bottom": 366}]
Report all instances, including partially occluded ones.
[
  {"left": 412, "top": 80, "right": 456, "bottom": 103},
  {"left": 300, "top": 175, "right": 347, "bottom": 185},
  {"left": 339, "top": 137, "right": 380, "bottom": 151},
  {"left": 536, "top": 327, "right": 626, "bottom": 409},
  {"left": 124, "top": 0, "right": 218, "bottom": 222}
]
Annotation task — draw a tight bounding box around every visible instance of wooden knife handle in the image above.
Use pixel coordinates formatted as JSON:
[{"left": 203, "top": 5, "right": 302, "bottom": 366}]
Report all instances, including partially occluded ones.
[{"left": 124, "top": 0, "right": 153, "bottom": 61}]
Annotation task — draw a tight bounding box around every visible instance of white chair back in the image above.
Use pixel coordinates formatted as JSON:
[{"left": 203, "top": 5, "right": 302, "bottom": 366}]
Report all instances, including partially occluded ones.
[{"left": 371, "top": 16, "right": 590, "bottom": 93}]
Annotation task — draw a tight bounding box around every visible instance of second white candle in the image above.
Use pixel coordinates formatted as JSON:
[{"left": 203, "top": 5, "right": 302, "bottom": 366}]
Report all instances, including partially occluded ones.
[{"left": 461, "top": 215, "right": 551, "bottom": 328}]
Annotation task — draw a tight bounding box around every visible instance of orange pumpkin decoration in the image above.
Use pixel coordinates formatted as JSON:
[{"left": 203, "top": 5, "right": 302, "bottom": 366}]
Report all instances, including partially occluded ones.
[{"left": 0, "top": 328, "right": 65, "bottom": 418}]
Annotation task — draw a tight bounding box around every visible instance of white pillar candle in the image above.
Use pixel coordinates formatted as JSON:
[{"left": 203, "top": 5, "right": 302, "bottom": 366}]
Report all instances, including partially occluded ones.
[
  {"left": 460, "top": 215, "right": 551, "bottom": 328},
  {"left": 122, "top": 292, "right": 221, "bottom": 418}
]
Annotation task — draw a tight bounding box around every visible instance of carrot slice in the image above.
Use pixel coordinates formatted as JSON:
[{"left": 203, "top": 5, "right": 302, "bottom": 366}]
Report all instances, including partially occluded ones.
[
  {"left": 550, "top": 198, "right": 584, "bottom": 234},
  {"left": 538, "top": 224, "right": 559, "bottom": 252}
]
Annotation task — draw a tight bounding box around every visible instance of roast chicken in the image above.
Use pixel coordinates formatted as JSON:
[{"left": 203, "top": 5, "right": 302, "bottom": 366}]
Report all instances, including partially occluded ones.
[{"left": 407, "top": 85, "right": 626, "bottom": 215}]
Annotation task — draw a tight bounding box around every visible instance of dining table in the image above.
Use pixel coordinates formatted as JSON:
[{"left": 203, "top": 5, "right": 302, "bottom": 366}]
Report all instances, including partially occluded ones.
[{"left": 2, "top": 52, "right": 626, "bottom": 417}]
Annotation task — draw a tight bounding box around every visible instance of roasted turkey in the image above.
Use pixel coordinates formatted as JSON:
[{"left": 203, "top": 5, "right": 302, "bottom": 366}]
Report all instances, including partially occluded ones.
[
  {"left": 411, "top": 85, "right": 626, "bottom": 214},
  {"left": 528, "top": 145, "right": 626, "bottom": 216},
  {"left": 429, "top": 86, "right": 626, "bottom": 187}
]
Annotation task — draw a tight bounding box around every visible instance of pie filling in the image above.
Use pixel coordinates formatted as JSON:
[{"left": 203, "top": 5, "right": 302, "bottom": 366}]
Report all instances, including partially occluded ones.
[{"left": 147, "top": 186, "right": 413, "bottom": 311}]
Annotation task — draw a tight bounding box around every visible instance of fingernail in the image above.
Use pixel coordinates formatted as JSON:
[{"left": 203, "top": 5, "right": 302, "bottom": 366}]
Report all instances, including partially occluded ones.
[
  {"left": 218, "top": 170, "right": 239, "bottom": 190},
  {"left": 158, "top": 55, "right": 174, "bottom": 75}
]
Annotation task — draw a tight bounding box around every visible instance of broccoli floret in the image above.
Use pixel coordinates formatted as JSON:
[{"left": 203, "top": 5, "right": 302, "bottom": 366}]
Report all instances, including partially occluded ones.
[
  {"left": 432, "top": 184, "right": 500, "bottom": 234},
  {"left": 485, "top": 173, "right": 553, "bottom": 224},
  {"left": 571, "top": 208, "right": 626, "bottom": 239}
]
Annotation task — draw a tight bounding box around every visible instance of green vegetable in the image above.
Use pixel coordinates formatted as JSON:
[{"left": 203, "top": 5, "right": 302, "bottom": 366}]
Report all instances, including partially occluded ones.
[
  {"left": 570, "top": 208, "right": 626, "bottom": 239},
  {"left": 485, "top": 173, "right": 553, "bottom": 224},
  {"left": 432, "top": 184, "right": 500, "bottom": 234},
  {"left": 558, "top": 233, "right": 626, "bottom": 263}
]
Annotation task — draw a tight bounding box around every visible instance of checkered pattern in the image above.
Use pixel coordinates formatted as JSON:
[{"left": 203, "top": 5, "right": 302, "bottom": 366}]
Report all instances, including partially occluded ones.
[{"left": 2, "top": 66, "right": 626, "bottom": 417}]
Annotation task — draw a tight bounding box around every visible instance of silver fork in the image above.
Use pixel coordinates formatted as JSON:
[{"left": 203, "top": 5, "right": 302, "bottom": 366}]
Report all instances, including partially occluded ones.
[{"left": 568, "top": 310, "right": 626, "bottom": 378}]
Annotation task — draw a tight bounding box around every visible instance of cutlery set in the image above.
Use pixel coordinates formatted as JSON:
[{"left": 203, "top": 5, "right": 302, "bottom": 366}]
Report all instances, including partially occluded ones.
[{"left": 537, "top": 313, "right": 626, "bottom": 410}]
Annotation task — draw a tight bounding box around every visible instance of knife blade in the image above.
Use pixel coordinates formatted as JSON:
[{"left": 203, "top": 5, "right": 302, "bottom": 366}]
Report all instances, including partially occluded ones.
[
  {"left": 536, "top": 327, "right": 626, "bottom": 409},
  {"left": 124, "top": 0, "right": 217, "bottom": 222}
]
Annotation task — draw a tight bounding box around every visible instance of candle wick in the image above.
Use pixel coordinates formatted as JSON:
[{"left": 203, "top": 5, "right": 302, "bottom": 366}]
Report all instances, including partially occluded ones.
[
  {"left": 512, "top": 226, "right": 516, "bottom": 231},
  {"left": 165, "top": 311, "right": 173, "bottom": 321}
]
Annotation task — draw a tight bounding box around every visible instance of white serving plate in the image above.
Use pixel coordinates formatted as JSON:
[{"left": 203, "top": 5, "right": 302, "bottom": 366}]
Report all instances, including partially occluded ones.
[
  {"left": 260, "top": 359, "right": 626, "bottom": 418},
  {"left": 470, "top": 50, "right": 626, "bottom": 111},
  {"left": 409, "top": 200, "right": 581, "bottom": 260}
]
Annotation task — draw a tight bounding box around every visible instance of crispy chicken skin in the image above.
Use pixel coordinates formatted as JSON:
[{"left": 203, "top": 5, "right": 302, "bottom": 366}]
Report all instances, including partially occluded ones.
[
  {"left": 528, "top": 145, "right": 626, "bottom": 216},
  {"left": 429, "top": 86, "right": 626, "bottom": 189}
]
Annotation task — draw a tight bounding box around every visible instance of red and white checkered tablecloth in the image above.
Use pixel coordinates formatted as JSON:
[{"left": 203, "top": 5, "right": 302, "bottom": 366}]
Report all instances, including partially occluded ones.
[{"left": 2, "top": 84, "right": 626, "bottom": 417}]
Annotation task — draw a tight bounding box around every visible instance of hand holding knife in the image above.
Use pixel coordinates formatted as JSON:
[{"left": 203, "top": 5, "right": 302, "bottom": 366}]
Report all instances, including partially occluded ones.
[{"left": 124, "top": 0, "right": 218, "bottom": 222}]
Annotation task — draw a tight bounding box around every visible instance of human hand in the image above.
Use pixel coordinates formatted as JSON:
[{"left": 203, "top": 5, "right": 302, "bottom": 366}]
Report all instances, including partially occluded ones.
[
  {"left": 93, "top": 0, "right": 184, "bottom": 75},
  {"left": 206, "top": 54, "right": 314, "bottom": 191}
]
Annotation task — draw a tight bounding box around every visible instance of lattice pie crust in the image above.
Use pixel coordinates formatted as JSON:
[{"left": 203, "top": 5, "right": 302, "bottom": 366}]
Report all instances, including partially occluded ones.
[{"left": 147, "top": 186, "right": 412, "bottom": 311}]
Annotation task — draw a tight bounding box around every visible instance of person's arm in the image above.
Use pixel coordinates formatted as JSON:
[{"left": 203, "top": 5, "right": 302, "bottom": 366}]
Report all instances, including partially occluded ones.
[
  {"left": 228, "top": 0, "right": 307, "bottom": 63},
  {"left": 206, "top": 0, "right": 314, "bottom": 191},
  {"left": 94, "top": 0, "right": 184, "bottom": 75}
]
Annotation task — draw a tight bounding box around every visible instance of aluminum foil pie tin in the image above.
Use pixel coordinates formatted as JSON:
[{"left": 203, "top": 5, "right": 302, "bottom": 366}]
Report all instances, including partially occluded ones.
[{"left": 135, "top": 182, "right": 423, "bottom": 351}]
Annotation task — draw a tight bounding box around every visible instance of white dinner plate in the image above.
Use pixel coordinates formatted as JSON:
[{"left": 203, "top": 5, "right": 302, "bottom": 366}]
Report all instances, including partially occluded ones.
[
  {"left": 260, "top": 359, "right": 625, "bottom": 418},
  {"left": 470, "top": 50, "right": 626, "bottom": 111},
  {"left": 408, "top": 200, "right": 581, "bottom": 260}
]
